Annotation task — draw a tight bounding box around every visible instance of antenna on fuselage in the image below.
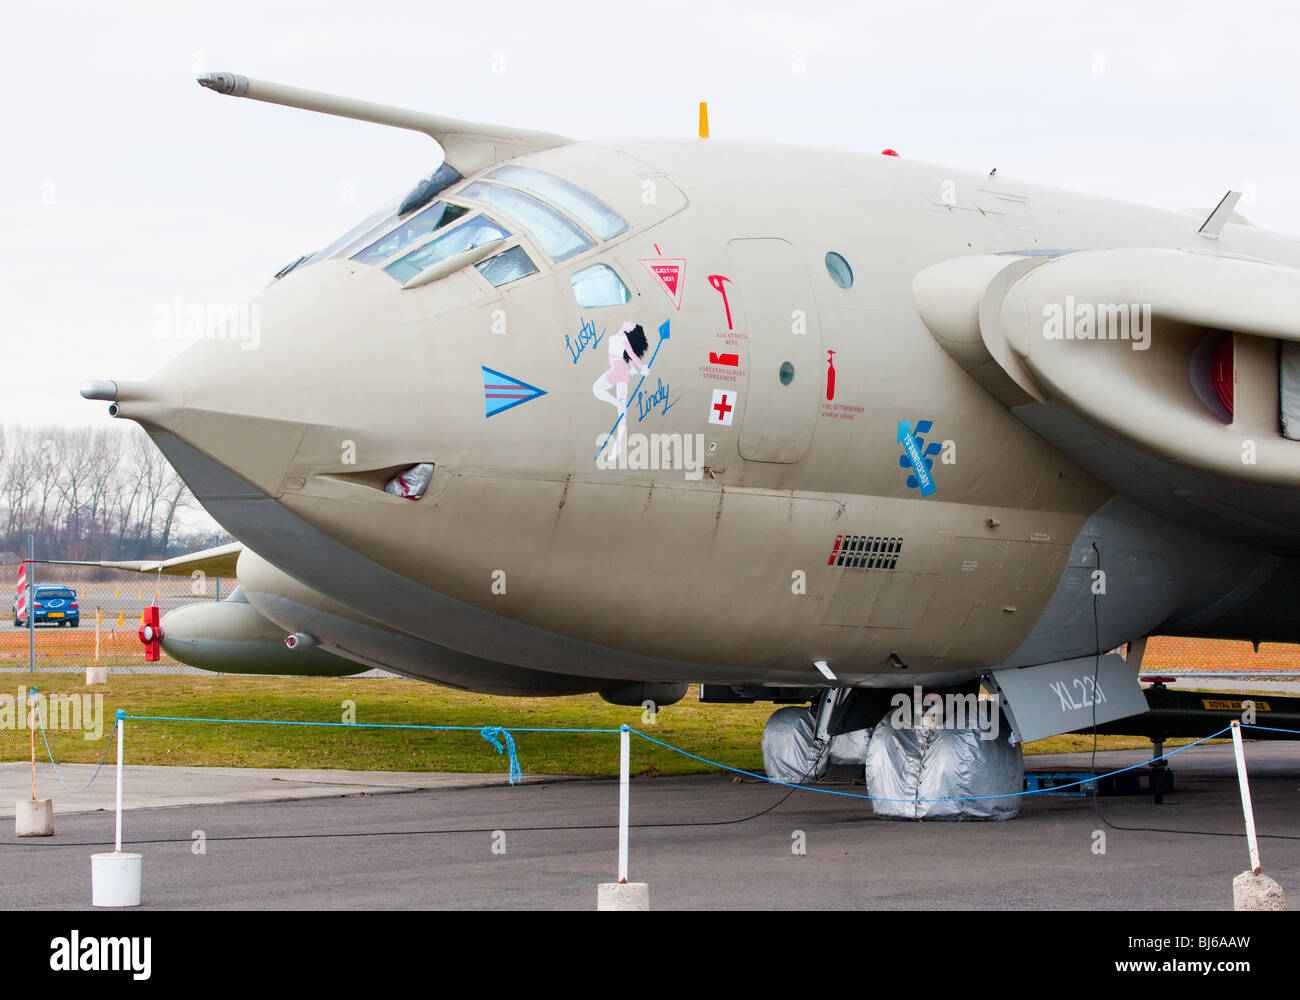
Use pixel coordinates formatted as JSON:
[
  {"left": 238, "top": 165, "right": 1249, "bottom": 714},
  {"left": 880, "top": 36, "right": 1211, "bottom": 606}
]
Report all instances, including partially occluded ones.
[{"left": 1198, "top": 190, "right": 1243, "bottom": 239}]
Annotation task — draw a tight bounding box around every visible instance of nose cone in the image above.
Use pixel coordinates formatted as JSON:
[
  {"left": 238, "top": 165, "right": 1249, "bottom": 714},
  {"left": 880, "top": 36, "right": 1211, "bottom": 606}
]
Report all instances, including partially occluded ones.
[{"left": 93, "top": 261, "right": 432, "bottom": 498}]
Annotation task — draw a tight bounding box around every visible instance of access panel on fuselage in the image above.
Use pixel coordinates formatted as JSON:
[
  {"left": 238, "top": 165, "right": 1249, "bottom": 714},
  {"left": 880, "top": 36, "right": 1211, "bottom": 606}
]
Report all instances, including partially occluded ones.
[{"left": 727, "top": 238, "right": 823, "bottom": 463}]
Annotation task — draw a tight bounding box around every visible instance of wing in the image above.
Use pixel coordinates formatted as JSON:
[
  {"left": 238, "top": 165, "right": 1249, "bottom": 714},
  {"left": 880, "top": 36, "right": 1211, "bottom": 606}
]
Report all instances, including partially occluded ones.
[{"left": 56, "top": 542, "right": 243, "bottom": 578}]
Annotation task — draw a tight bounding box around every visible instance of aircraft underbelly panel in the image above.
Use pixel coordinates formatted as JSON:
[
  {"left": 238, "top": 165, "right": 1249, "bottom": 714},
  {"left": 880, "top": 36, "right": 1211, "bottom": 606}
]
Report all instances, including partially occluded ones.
[{"left": 728, "top": 238, "right": 823, "bottom": 463}]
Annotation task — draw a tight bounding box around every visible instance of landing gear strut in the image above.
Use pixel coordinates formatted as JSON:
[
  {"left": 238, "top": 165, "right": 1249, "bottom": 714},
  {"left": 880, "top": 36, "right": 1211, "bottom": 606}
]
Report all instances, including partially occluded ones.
[
  {"left": 1150, "top": 736, "right": 1171, "bottom": 804},
  {"left": 1142, "top": 677, "right": 1174, "bottom": 804}
]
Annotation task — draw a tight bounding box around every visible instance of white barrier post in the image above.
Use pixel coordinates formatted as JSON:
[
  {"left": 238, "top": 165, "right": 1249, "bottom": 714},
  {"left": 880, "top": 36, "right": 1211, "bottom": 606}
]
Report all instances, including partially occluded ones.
[
  {"left": 1229, "top": 720, "right": 1287, "bottom": 910},
  {"left": 597, "top": 724, "right": 649, "bottom": 910},
  {"left": 1230, "top": 721, "right": 1260, "bottom": 874},
  {"left": 115, "top": 710, "right": 123, "bottom": 853},
  {"left": 92, "top": 708, "right": 142, "bottom": 906},
  {"left": 618, "top": 724, "right": 630, "bottom": 883},
  {"left": 87, "top": 609, "right": 106, "bottom": 684}
]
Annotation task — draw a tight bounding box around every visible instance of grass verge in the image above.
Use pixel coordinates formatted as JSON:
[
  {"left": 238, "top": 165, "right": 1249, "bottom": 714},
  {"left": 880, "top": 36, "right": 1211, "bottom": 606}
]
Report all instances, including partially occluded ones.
[{"left": 1, "top": 673, "right": 1185, "bottom": 777}]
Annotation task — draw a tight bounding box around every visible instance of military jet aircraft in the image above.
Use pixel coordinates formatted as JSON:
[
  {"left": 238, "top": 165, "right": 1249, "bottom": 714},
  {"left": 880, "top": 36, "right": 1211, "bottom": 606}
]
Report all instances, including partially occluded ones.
[{"left": 79, "top": 72, "right": 1300, "bottom": 784}]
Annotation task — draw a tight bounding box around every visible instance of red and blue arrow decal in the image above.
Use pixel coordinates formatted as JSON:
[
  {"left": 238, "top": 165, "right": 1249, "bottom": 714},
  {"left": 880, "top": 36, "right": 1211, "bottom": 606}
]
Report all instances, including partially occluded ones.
[{"left": 483, "top": 367, "right": 547, "bottom": 417}]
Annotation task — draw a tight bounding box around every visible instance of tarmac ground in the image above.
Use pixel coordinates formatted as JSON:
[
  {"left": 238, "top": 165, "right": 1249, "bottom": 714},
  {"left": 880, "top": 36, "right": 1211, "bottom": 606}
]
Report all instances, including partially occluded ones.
[{"left": 1, "top": 742, "right": 1297, "bottom": 910}]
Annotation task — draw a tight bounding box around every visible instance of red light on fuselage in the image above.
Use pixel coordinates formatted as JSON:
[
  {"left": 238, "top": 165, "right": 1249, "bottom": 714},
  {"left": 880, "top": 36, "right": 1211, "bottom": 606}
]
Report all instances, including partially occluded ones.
[{"left": 1211, "top": 336, "right": 1233, "bottom": 414}]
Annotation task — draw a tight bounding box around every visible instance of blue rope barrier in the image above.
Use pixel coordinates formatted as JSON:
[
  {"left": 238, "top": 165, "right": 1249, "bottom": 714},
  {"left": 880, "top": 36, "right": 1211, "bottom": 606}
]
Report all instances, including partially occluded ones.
[
  {"left": 118, "top": 713, "right": 620, "bottom": 783},
  {"left": 1242, "top": 723, "right": 1300, "bottom": 736},
  {"left": 31, "top": 693, "right": 119, "bottom": 794},
  {"left": 479, "top": 727, "right": 523, "bottom": 785},
  {"left": 630, "top": 726, "right": 1238, "bottom": 803},
  {"left": 100, "top": 711, "right": 1288, "bottom": 804}
]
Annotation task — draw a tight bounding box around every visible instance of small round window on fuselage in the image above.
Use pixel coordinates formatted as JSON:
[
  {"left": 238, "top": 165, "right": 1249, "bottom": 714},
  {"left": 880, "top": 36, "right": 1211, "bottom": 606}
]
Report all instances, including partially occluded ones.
[{"left": 825, "top": 251, "right": 853, "bottom": 289}]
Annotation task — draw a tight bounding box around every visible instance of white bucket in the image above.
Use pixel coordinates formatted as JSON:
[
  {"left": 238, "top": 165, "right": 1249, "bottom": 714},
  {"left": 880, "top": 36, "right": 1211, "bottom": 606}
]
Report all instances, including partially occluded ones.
[{"left": 91, "top": 852, "right": 142, "bottom": 907}]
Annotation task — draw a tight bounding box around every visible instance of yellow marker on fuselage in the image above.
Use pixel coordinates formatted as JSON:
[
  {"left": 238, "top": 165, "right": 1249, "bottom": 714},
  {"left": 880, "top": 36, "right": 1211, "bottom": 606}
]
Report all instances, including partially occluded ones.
[{"left": 698, "top": 102, "right": 709, "bottom": 138}]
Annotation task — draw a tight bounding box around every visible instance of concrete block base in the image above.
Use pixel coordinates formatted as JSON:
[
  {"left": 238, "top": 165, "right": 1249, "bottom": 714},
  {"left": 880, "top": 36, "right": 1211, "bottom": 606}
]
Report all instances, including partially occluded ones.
[
  {"left": 597, "top": 881, "right": 650, "bottom": 911},
  {"left": 86, "top": 667, "right": 108, "bottom": 685},
  {"left": 1233, "top": 871, "right": 1287, "bottom": 911},
  {"left": 91, "top": 852, "right": 142, "bottom": 908},
  {"left": 15, "top": 798, "right": 53, "bottom": 837}
]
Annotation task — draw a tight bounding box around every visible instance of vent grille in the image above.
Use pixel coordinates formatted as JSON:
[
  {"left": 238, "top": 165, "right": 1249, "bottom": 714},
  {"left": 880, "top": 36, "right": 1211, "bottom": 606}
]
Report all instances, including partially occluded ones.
[{"left": 827, "top": 534, "right": 902, "bottom": 570}]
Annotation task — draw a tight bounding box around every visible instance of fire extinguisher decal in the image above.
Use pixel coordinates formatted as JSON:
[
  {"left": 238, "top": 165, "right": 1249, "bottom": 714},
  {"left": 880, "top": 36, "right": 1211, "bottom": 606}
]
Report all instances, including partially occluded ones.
[{"left": 826, "top": 349, "right": 837, "bottom": 402}]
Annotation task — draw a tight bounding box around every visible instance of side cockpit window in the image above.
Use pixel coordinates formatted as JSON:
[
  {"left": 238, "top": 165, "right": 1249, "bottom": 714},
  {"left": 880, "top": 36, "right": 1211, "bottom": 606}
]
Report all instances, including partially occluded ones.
[
  {"left": 352, "top": 201, "right": 469, "bottom": 265},
  {"left": 477, "top": 246, "right": 539, "bottom": 287},
  {"left": 460, "top": 182, "right": 592, "bottom": 262},
  {"left": 571, "top": 263, "right": 631, "bottom": 308},
  {"left": 384, "top": 217, "right": 510, "bottom": 283},
  {"left": 487, "top": 166, "right": 628, "bottom": 240}
]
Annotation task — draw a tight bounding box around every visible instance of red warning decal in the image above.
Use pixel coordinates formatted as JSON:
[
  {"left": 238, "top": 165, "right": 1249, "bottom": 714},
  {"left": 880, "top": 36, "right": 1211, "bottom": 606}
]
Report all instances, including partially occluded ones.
[
  {"left": 640, "top": 257, "right": 686, "bottom": 310},
  {"left": 708, "top": 274, "right": 733, "bottom": 329}
]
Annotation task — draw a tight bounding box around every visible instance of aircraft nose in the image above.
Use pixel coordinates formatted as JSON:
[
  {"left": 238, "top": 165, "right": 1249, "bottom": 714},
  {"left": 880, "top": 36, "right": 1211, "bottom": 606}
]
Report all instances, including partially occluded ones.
[
  {"left": 83, "top": 263, "right": 428, "bottom": 498},
  {"left": 83, "top": 361, "right": 304, "bottom": 497}
]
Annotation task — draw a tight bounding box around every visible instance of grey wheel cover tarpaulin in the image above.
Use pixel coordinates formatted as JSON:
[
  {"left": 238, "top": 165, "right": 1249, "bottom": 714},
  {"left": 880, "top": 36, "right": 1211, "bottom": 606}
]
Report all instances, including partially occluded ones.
[
  {"left": 829, "top": 727, "right": 870, "bottom": 766},
  {"left": 865, "top": 717, "right": 1024, "bottom": 820},
  {"left": 761, "top": 706, "right": 830, "bottom": 783}
]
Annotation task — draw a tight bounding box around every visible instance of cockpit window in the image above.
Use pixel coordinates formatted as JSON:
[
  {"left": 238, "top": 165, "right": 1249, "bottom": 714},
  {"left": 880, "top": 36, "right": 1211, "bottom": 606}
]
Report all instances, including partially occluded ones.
[
  {"left": 476, "top": 246, "right": 539, "bottom": 287},
  {"left": 384, "top": 217, "right": 510, "bottom": 283},
  {"left": 351, "top": 201, "right": 469, "bottom": 265},
  {"left": 297, "top": 197, "right": 400, "bottom": 270},
  {"left": 461, "top": 182, "right": 592, "bottom": 262},
  {"left": 570, "top": 263, "right": 631, "bottom": 308},
  {"left": 488, "top": 166, "right": 628, "bottom": 240},
  {"left": 398, "top": 163, "right": 463, "bottom": 216}
]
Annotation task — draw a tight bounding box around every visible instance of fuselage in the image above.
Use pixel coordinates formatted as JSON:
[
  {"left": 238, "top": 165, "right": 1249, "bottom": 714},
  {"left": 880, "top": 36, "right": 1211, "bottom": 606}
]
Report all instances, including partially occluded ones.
[{"left": 105, "top": 137, "right": 1300, "bottom": 693}]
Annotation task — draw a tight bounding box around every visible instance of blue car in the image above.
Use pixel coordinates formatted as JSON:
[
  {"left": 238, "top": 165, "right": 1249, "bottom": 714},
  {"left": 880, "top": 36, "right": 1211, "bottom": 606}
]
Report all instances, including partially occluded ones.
[{"left": 13, "top": 585, "right": 80, "bottom": 627}]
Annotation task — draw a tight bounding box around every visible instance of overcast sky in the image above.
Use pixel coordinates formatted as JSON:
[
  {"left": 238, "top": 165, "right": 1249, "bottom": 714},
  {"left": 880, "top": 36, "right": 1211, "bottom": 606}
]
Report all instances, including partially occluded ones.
[{"left": 2, "top": 0, "right": 1298, "bottom": 429}]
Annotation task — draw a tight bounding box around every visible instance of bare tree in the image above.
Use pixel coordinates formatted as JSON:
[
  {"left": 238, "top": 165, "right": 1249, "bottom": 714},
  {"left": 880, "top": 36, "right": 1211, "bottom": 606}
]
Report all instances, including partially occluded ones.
[{"left": 0, "top": 423, "right": 228, "bottom": 560}]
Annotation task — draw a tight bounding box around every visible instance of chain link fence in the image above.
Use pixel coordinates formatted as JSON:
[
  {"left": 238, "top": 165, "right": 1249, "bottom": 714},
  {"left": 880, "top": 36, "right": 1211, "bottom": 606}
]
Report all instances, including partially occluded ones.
[
  {"left": 2, "top": 562, "right": 228, "bottom": 673},
  {"left": 0, "top": 562, "right": 397, "bottom": 677}
]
